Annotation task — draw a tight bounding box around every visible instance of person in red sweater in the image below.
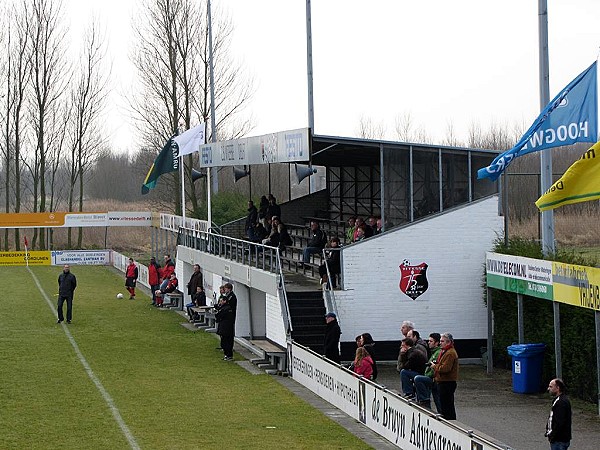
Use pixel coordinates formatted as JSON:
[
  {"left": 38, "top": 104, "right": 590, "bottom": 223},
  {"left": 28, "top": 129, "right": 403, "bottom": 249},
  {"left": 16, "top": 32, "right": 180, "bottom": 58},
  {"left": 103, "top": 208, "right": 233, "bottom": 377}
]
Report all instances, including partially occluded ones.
[
  {"left": 353, "top": 347, "right": 374, "bottom": 380},
  {"left": 155, "top": 273, "right": 178, "bottom": 307},
  {"left": 125, "top": 258, "right": 138, "bottom": 299},
  {"left": 148, "top": 257, "right": 161, "bottom": 306}
]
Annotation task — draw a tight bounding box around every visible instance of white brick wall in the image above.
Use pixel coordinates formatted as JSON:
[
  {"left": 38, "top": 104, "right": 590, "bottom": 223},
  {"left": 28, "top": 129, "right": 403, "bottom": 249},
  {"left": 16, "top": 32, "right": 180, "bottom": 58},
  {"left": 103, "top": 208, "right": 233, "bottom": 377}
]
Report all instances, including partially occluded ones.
[
  {"left": 338, "top": 196, "right": 503, "bottom": 342},
  {"left": 266, "top": 293, "right": 287, "bottom": 346}
]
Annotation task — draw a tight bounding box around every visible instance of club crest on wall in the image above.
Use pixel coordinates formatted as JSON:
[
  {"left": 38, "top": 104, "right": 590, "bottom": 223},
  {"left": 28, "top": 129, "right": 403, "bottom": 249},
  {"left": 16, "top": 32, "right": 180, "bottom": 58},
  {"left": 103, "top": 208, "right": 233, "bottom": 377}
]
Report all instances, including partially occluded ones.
[{"left": 399, "top": 259, "right": 429, "bottom": 300}]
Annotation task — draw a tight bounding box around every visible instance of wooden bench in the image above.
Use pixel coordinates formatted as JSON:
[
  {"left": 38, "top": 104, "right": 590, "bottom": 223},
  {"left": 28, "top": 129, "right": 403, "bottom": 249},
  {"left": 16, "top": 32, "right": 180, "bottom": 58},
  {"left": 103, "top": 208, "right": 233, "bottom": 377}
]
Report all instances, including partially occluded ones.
[{"left": 249, "top": 340, "right": 287, "bottom": 375}]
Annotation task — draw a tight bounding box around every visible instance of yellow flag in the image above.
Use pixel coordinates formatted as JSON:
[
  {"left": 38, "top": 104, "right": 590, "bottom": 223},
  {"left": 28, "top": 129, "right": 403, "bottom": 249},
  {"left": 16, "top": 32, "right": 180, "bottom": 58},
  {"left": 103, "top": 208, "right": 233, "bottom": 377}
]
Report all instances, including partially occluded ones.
[{"left": 536, "top": 140, "right": 600, "bottom": 211}]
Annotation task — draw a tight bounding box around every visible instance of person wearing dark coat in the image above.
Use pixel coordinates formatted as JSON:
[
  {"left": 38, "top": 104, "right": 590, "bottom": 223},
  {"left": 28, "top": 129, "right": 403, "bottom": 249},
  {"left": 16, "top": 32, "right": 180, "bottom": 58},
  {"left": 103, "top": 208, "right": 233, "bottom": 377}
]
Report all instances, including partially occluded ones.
[
  {"left": 245, "top": 200, "right": 258, "bottom": 236},
  {"left": 318, "top": 237, "right": 341, "bottom": 288},
  {"left": 215, "top": 283, "right": 237, "bottom": 361},
  {"left": 400, "top": 337, "right": 427, "bottom": 398},
  {"left": 57, "top": 265, "right": 77, "bottom": 324},
  {"left": 323, "top": 312, "right": 341, "bottom": 364},
  {"left": 186, "top": 264, "right": 203, "bottom": 300},
  {"left": 302, "top": 220, "right": 327, "bottom": 263},
  {"left": 258, "top": 195, "right": 269, "bottom": 225},
  {"left": 266, "top": 196, "right": 281, "bottom": 221},
  {"left": 545, "top": 378, "right": 571, "bottom": 449}
]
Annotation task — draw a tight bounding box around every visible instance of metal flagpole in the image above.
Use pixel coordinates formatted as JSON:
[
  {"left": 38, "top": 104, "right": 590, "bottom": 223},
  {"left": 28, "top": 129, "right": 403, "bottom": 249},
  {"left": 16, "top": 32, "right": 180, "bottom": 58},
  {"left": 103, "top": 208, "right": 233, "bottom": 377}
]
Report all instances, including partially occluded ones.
[
  {"left": 306, "top": 0, "right": 314, "bottom": 132},
  {"left": 207, "top": 0, "right": 216, "bottom": 229},
  {"left": 538, "top": 0, "right": 562, "bottom": 379},
  {"left": 207, "top": 0, "right": 219, "bottom": 206}
]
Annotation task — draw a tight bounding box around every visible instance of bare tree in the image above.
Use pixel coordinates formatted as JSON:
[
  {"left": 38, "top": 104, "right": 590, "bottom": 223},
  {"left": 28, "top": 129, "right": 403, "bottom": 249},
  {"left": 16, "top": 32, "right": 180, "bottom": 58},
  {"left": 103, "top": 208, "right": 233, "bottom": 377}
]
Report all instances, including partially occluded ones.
[
  {"left": 26, "top": 0, "right": 70, "bottom": 249},
  {"left": 65, "top": 19, "right": 109, "bottom": 248},
  {"left": 441, "top": 120, "right": 463, "bottom": 147},
  {"left": 356, "top": 115, "right": 386, "bottom": 140},
  {"left": 394, "top": 112, "right": 430, "bottom": 144},
  {"left": 130, "top": 0, "right": 254, "bottom": 216}
]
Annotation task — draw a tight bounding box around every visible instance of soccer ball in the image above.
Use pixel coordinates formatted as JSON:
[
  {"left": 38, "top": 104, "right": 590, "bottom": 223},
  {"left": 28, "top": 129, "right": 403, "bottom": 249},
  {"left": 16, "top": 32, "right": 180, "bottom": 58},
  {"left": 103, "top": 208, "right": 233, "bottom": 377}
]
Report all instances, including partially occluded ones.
[{"left": 116, "top": 293, "right": 124, "bottom": 299}]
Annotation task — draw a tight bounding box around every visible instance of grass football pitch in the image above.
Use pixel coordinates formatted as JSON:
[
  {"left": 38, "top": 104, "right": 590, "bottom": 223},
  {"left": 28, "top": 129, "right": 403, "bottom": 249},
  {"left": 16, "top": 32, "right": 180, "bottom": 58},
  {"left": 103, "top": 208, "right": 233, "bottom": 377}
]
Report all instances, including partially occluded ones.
[{"left": 0, "top": 266, "right": 369, "bottom": 450}]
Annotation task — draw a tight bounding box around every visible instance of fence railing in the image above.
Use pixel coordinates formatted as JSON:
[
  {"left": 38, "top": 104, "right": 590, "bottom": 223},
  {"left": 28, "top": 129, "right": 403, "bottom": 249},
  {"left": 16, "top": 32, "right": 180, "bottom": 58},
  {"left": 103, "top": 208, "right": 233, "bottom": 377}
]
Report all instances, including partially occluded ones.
[{"left": 177, "top": 227, "right": 293, "bottom": 333}]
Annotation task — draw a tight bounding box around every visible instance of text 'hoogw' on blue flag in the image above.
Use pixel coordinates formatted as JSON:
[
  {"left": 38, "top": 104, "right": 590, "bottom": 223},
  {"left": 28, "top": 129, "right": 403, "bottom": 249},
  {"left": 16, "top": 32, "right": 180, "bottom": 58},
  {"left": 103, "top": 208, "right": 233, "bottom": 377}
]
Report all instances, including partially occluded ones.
[{"left": 477, "top": 61, "right": 598, "bottom": 181}]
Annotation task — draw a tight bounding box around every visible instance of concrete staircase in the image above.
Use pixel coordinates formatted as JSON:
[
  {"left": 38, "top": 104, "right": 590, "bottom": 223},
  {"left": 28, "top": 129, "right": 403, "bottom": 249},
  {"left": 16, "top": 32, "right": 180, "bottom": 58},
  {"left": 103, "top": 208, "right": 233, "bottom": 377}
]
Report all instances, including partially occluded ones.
[{"left": 287, "top": 290, "right": 326, "bottom": 355}]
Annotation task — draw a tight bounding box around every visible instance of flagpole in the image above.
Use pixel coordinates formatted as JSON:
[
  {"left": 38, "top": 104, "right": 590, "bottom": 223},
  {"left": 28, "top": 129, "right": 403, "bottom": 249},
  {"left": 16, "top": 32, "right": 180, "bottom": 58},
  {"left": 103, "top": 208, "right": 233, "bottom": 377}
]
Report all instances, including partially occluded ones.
[
  {"left": 180, "top": 155, "right": 186, "bottom": 223},
  {"left": 306, "top": 0, "right": 314, "bottom": 132},
  {"left": 538, "top": 0, "right": 554, "bottom": 257},
  {"left": 207, "top": 0, "right": 216, "bottom": 229}
]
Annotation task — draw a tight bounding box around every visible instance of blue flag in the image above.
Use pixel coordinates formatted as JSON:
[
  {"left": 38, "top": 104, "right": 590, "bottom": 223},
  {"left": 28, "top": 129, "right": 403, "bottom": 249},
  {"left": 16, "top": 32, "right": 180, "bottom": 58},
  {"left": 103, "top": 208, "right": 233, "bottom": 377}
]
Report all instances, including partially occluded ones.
[{"left": 478, "top": 61, "right": 597, "bottom": 181}]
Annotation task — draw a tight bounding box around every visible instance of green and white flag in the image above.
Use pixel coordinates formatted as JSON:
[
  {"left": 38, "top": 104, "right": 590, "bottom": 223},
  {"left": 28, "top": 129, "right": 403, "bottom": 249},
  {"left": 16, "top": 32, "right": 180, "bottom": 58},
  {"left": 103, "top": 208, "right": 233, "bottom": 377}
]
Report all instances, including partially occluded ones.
[{"left": 141, "top": 137, "right": 179, "bottom": 194}]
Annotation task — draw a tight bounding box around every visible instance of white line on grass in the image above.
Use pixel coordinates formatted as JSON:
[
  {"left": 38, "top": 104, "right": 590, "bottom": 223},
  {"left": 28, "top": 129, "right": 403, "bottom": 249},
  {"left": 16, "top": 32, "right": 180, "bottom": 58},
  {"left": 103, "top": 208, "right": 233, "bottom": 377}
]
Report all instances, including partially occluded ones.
[{"left": 29, "top": 267, "right": 141, "bottom": 450}]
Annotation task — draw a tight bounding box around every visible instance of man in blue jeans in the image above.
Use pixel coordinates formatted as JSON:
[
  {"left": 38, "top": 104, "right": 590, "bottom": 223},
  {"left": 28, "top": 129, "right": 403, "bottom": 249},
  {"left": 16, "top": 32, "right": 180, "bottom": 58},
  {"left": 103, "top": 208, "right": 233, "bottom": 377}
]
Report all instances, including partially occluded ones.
[
  {"left": 302, "top": 220, "right": 327, "bottom": 264},
  {"left": 545, "top": 378, "right": 571, "bottom": 450},
  {"left": 413, "top": 333, "right": 442, "bottom": 410}
]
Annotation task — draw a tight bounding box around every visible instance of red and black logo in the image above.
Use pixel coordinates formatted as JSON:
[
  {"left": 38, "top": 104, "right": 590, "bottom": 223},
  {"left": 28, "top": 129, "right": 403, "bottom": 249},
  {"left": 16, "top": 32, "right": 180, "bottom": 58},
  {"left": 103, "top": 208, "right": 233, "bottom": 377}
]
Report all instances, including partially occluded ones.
[{"left": 399, "top": 260, "right": 429, "bottom": 300}]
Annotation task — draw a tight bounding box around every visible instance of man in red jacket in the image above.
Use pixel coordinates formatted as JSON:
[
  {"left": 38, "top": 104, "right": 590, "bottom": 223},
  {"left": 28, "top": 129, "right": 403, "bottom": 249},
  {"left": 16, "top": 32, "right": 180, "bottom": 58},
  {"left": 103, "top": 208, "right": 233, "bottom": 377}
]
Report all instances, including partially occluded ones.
[
  {"left": 148, "top": 256, "right": 161, "bottom": 306},
  {"left": 125, "top": 258, "right": 138, "bottom": 299},
  {"left": 155, "top": 272, "right": 178, "bottom": 307}
]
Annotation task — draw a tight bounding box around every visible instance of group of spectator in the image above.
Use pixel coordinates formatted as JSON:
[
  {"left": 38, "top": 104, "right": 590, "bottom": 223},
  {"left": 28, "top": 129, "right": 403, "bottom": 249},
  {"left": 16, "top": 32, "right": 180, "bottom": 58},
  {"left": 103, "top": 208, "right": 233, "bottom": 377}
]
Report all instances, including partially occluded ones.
[
  {"left": 351, "top": 332, "right": 378, "bottom": 381},
  {"left": 146, "top": 254, "right": 178, "bottom": 307},
  {"left": 246, "top": 195, "right": 293, "bottom": 250},
  {"left": 397, "top": 320, "right": 459, "bottom": 420},
  {"left": 345, "top": 216, "right": 383, "bottom": 243}
]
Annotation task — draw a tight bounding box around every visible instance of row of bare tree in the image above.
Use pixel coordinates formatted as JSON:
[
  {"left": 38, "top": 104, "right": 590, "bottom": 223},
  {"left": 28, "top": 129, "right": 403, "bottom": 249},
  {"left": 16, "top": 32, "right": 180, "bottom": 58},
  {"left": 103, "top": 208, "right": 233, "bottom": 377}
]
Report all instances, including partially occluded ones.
[
  {"left": 0, "top": 0, "right": 109, "bottom": 250},
  {"left": 0, "top": 0, "right": 255, "bottom": 251}
]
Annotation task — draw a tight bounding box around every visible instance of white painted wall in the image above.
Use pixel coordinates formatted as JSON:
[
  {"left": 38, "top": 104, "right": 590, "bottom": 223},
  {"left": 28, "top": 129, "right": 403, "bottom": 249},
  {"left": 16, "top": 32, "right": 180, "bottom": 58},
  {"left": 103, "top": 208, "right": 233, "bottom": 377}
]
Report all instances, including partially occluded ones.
[
  {"left": 338, "top": 196, "right": 503, "bottom": 343},
  {"left": 266, "top": 292, "right": 287, "bottom": 346}
]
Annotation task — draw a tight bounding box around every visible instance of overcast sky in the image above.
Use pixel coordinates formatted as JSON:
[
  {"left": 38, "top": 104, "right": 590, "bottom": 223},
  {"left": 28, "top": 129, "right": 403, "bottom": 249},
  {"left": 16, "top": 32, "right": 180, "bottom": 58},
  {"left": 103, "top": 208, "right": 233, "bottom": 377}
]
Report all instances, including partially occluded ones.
[{"left": 66, "top": 0, "right": 600, "bottom": 152}]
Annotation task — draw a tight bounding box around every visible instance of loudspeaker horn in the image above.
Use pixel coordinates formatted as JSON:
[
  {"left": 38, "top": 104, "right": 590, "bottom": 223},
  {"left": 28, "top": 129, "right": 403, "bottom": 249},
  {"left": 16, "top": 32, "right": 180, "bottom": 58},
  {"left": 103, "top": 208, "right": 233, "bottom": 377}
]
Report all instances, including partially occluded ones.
[
  {"left": 191, "top": 168, "right": 207, "bottom": 182},
  {"left": 233, "top": 166, "right": 250, "bottom": 182},
  {"left": 295, "top": 163, "right": 317, "bottom": 183}
]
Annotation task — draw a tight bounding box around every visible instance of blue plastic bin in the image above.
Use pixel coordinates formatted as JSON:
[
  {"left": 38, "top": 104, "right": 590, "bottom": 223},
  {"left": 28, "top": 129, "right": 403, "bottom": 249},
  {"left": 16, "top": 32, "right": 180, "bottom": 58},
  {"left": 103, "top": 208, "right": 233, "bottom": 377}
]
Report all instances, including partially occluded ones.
[{"left": 506, "top": 343, "right": 546, "bottom": 394}]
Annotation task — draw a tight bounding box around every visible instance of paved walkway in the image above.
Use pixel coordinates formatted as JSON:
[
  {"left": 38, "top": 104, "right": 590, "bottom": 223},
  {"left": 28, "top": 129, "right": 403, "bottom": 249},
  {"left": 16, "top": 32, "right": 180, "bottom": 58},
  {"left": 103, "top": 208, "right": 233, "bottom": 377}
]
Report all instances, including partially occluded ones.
[{"left": 376, "top": 364, "right": 600, "bottom": 450}]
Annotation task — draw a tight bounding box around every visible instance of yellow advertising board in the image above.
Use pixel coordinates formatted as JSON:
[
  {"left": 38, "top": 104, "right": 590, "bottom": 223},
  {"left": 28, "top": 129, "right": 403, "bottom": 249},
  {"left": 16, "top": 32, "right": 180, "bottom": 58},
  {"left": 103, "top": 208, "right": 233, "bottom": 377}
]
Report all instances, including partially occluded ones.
[
  {"left": 0, "top": 212, "right": 68, "bottom": 228},
  {"left": 552, "top": 261, "right": 600, "bottom": 312},
  {"left": 0, "top": 251, "right": 51, "bottom": 266}
]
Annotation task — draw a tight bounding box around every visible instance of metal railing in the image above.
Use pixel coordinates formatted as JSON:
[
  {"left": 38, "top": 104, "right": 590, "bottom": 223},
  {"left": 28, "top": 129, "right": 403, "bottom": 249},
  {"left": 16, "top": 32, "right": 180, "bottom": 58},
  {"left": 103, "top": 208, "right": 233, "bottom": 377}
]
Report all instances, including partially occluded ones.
[
  {"left": 178, "top": 226, "right": 293, "bottom": 333},
  {"left": 322, "top": 247, "right": 341, "bottom": 320}
]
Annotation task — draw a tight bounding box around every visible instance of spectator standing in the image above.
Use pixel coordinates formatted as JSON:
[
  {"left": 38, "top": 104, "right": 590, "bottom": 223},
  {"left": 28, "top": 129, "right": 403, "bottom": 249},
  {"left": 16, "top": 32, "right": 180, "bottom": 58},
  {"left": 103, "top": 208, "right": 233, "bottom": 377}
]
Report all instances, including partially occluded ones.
[
  {"left": 414, "top": 333, "right": 442, "bottom": 410},
  {"left": 407, "top": 329, "right": 428, "bottom": 359},
  {"left": 323, "top": 312, "right": 341, "bottom": 364},
  {"left": 266, "top": 195, "right": 281, "bottom": 222},
  {"left": 396, "top": 320, "right": 415, "bottom": 372},
  {"left": 302, "top": 220, "right": 327, "bottom": 264},
  {"left": 148, "top": 257, "right": 161, "bottom": 306},
  {"left": 545, "top": 378, "right": 571, "bottom": 450},
  {"left": 318, "top": 237, "right": 341, "bottom": 288},
  {"left": 245, "top": 200, "right": 258, "bottom": 237},
  {"left": 125, "top": 257, "right": 138, "bottom": 299},
  {"left": 258, "top": 195, "right": 269, "bottom": 226},
  {"left": 215, "top": 283, "right": 237, "bottom": 361},
  {"left": 431, "top": 332, "right": 459, "bottom": 420},
  {"left": 400, "top": 338, "right": 427, "bottom": 398},
  {"left": 346, "top": 217, "right": 356, "bottom": 243},
  {"left": 360, "top": 333, "right": 378, "bottom": 381},
  {"left": 186, "top": 264, "right": 202, "bottom": 303},
  {"left": 353, "top": 347, "right": 374, "bottom": 379},
  {"left": 57, "top": 265, "right": 77, "bottom": 324},
  {"left": 161, "top": 254, "right": 175, "bottom": 290}
]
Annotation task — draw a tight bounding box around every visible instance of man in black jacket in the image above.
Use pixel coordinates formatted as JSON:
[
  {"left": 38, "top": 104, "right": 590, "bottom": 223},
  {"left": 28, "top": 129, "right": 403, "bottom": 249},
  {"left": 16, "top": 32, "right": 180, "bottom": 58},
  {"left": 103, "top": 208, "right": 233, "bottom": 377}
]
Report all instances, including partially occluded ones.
[
  {"left": 323, "top": 312, "right": 341, "bottom": 364},
  {"left": 216, "top": 283, "right": 237, "bottom": 361},
  {"left": 57, "top": 265, "right": 77, "bottom": 324},
  {"left": 245, "top": 200, "right": 258, "bottom": 237},
  {"left": 545, "top": 378, "right": 571, "bottom": 450},
  {"left": 186, "top": 264, "right": 202, "bottom": 303}
]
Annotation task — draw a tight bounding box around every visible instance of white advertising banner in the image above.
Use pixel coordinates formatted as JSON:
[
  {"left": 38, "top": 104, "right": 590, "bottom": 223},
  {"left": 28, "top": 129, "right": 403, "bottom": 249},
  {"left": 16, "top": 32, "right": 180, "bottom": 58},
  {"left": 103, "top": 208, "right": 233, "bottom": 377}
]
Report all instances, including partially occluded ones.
[
  {"left": 198, "top": 128, "right": 310, "bottom": 168},
  {"left": 51, "top": 250, "right": 111, "bottom": 266},
  {"left": 107, "top": 211, "right": 152, "bottom": 227},
  {"left": 290, "top": 343, "right": 499, "bottom": 450}
]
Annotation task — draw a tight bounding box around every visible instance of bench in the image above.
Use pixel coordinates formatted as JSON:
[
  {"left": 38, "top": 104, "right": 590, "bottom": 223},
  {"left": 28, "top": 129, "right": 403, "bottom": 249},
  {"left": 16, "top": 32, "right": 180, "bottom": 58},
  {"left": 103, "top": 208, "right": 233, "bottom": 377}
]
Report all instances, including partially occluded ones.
[
  {"left": 163, "top": 291, "right": 183, "bottom": 308},
  {"left": 189, "top": 305, "right": 215, "bottom": 327},
  {"left": 249, "top": 340, "right": 288, "bottom": 375}
]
